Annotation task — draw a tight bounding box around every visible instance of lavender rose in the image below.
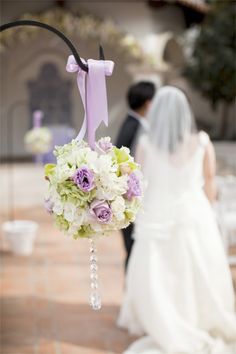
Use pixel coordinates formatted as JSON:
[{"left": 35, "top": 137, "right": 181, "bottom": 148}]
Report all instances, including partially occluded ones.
[
  {"left": 96, "top": 137, "right": 113, "bottom": 153},
  {"left": 73, "top": 166, "right": 94, "bottom": 192},
  {"left": 90, "top": 200, "right": 112, "bottom": 223},
  {"left": 126, "top": 173, "right": 141, "bottom": 200}
]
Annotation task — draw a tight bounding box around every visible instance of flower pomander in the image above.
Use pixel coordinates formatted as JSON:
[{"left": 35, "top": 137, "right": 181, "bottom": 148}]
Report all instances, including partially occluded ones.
[
  {"left": 24, "top": 127, "right": 52, "bottom": 154},
  {"left": 44, "top": 137, "right": 144, "bottom": 239}
]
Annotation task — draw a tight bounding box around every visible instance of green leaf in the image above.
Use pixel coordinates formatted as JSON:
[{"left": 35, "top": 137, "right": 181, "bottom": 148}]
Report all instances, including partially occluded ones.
[
  {"left": 113, "top": 147, "right": 130, "bottom": 164},
  {"left": 44, "top": 164, "right": 56, "bottom": 177}
]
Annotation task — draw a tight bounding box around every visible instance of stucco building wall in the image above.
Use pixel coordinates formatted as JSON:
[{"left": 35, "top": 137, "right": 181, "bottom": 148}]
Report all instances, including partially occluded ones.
[{"left": 0, "top": 1, "right": 234, "bottom": 159}]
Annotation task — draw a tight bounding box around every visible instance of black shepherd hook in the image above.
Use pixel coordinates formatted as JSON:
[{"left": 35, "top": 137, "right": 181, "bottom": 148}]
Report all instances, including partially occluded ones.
[
  {"left": 0, "top": 19, "right": 106, "bottom": 221},
  {"left": 0, "top": 19, "right": 106, "bottom": 71}
]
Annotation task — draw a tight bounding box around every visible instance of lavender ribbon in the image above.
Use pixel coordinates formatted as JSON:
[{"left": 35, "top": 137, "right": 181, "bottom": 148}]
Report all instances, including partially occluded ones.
[
  {"left": 66, "top": 55, "right": 114, "bottom": 149},
  {"left": 33, "top": 110, "right": 43, "bottom": 128}
]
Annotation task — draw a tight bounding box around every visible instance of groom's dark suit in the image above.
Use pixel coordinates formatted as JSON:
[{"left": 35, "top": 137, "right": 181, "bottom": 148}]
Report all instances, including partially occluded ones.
[{"left": 116, "top": 113, "right": 141, "bottom": 269}]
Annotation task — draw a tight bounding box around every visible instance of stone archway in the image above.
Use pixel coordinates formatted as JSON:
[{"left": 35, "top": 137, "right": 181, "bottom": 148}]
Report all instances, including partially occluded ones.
[{"left": 27, "top": 62, "right": 73, "bottom": 127}]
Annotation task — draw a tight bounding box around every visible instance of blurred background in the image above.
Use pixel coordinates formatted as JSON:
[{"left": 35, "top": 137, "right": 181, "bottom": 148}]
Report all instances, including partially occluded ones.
[{"left": 0, "top": 1, "right": 235, "bottom": 354}]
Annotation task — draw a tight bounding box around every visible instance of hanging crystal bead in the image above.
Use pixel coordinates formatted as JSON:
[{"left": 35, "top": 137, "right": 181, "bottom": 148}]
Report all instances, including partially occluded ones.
[
  {"left": 90, "top": 263, "right": 98, "bottom": 272},
  {"left": 90, "top": 273, "right": 98, "bottom": 280},
  {"left": 90, "top": 254, "right": 97, "bottom": 262},
  {"left": 89, "top": 238, "right": 102, "bottom": 310},
  {"left": 91, "top": 281, "right": 98, "bottom": 290},
  {"left": 89, "top": 291, "right": 102, "bottom": 311}
]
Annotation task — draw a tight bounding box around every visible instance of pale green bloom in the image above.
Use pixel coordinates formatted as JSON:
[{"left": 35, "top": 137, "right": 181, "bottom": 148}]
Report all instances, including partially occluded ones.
[
  {"left": 57, "top": 180, "right": 95, "bottom": 207},
  {"left": 125, "top": 198, "right": 142, "bottom": 223},
  {"left": 55, "top": 214, "right": 70, "bottom": 231},
  {"left": 112, "top": 146, "right": 139, "bottom": 175},
  {"left": 44, "top": 163, "right": 56, "bottom": 178},
  {"left": 73, "top": 224, "right": 93, "bottom": 239},
  {"left": 113, "top": 146, "right": 131, "bottom": 164}
]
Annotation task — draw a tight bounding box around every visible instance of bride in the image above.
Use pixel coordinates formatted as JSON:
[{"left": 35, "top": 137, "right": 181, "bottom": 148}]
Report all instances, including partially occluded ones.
[{"left": 118, "top": 86, "right": 236, "bottom": 354}]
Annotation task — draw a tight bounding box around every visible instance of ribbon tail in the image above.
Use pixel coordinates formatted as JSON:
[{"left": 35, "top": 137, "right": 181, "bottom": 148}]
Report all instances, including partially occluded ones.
[
  {"left": 86, "top": 60, "right": 110, "bottom": 149},
  {"left": 75, "top": 71, "right": 87, "bottom": 142},
  {"left": 87, "top": 128, "right": 96, "bottom": 150},
  {"left": 75, "top": 115, "right": 87, "bottom": 141}
]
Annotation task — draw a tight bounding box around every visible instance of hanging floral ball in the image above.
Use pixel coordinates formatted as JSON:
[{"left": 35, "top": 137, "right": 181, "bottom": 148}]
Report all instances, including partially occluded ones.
[
  {"left": 44, "top": 137, "right": 144, "bottom": 239},
  {"left": 24, "top": 127, "right": 52, "bottom": 154}
]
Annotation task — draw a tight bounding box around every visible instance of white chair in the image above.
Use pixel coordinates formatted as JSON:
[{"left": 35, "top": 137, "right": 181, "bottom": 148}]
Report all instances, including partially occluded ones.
[{"left": 215, "top": 175, "right": 236, "bottom": 265}]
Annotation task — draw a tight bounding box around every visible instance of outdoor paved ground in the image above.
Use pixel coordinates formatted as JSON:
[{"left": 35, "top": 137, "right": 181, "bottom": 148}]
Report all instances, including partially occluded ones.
[
  {"left": 0, "top": 161, "right": 236, "bottom": 354},
  {"left": 1, "top": 206, "right": 137, "bottom": 354}
]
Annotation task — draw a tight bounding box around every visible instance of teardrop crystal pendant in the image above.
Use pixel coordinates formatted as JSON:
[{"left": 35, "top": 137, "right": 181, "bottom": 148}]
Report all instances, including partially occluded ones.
[{"left": 89, "top": 238, "right": 102, "bottom": 310}]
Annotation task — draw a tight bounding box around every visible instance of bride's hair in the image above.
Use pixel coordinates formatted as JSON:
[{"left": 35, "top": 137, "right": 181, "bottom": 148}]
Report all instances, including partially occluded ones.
[{"left": 147, "top": 86, "right": 196, "bottom": 153}]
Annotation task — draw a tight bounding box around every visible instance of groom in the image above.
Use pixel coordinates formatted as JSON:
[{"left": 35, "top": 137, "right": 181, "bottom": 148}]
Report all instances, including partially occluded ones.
[{"left": 116, "top": 81, "right": 156, "bottom": 269}]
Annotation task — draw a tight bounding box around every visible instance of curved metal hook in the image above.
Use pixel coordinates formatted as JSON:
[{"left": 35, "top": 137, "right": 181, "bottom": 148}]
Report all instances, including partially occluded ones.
[{"left": 0, "top": 20, "right": 106, "bottom": 72}]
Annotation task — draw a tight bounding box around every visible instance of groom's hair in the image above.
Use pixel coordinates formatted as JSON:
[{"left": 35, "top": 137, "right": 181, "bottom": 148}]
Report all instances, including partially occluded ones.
[{"left": 127, "top": 81, "right": 156, "bottom": 111}]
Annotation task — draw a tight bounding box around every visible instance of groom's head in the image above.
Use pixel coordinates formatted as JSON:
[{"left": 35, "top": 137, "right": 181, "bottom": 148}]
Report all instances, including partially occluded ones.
[{"left": 127, "top": 81, "right": 156, "bottom": 117}]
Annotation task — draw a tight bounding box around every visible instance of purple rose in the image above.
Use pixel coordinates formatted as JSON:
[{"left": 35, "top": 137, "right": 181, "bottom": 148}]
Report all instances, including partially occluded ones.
[
  {"left": 126, "top": 173, "right": 141, "bottom": 200},
  {"left": 44, "top": 198, "right": 54, "bottom": 214},
  {"left": 90, "top": 200, "right": 112, "bottom": 223},
  {"left": 97, "top": 138, "right": 113, "bottom": 153},
  {"left": 73, "top": 166, "right": 94, "bottom": 192}
]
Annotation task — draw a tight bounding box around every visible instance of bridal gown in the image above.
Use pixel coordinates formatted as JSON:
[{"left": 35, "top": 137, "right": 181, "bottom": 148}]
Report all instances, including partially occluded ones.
[{"left": 118, "top": 132, "right": 236, "bottom": 354}]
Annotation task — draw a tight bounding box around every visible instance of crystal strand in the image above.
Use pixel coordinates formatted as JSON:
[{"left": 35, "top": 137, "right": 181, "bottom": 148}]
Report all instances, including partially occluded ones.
[{"left": 89, "top": 238, "right": 102, "bottom": 310}]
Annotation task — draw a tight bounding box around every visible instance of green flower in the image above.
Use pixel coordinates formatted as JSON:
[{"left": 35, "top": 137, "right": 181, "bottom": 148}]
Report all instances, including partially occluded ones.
[
  {"left": 57, "top": 180, "right": 96, "bottom": 207},
  {"left": 73, "top": 225, "right": 93, "bottom": 239},
  {"left": 124, "top": 198, "right": 141, "bottom": 223},
  {"left": 44, "top": 163, "right": 56, "bottom": 177},
  {"left": 124, "top": 210, "right": 135, "bottom": 223},
  {"left": 113, "top": 146, "right": 130, "bottom": 164},
  {"left": 112, "top": 147, "right": 139, "bottom": 176},
  {"left": 55, "top": 214, "right": 69, "bottom": 231}
]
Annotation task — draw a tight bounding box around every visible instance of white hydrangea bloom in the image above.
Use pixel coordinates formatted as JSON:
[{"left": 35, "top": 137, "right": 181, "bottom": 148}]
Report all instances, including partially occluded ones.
[
  {"left": 47, "top": 186, "right": 63, "bottom": 215},
  {"left": 90, "top": 222, "right": 104, "bottom": 233},
  {"left": 52, "top": 199, "right": 64, "bottom": 215},
  {"left": 63, "top": 202, "right": 77, "bottom": 222},
  {"left": 67, "top": 211, "right": 86, "bottom": 236},
  {"left": 54, "top": 164, "right": 75, "bottom": 183},
  {"left": 111, "top": 196, "right": 126, "bottom": 221},
  {"left": 96, "top": 173, "right": 128, "bottom": 200},
  {"left": 93, "top": 154, "right": 116, "bottom": 174},
  {"left": 85, "top": 149, "right": 98, "bottom": 168}
]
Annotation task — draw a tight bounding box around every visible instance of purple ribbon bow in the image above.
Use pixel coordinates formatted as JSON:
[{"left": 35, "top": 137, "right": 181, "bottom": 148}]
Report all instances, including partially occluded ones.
[{"left": 66, "top": 55, "right": 114, "bottom": 149}]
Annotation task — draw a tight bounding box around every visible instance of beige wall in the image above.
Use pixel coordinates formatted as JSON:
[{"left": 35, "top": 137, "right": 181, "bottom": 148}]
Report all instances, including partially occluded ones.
[
  {"left": 0, "top": 1, "right": 186, "bottom": 158},
  {"left": 0, "top": 1, "right": 235, "bottom": 159},
  {"left": 0, "top": 32, "right": 132, "bottom": 157},
  {"left": 1, "top": 1, "right": 186, "bottom": 34}
]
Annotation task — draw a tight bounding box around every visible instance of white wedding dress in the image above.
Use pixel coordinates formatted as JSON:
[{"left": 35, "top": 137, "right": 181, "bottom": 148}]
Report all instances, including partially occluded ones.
[{"left": 118, "top": 132, "right": 236, "bottom": 354}]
